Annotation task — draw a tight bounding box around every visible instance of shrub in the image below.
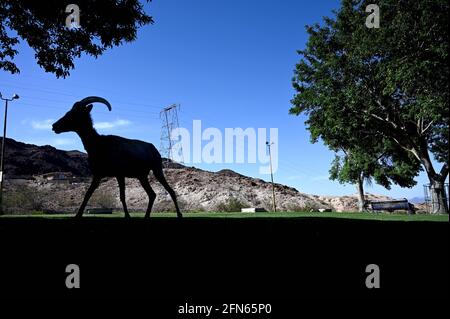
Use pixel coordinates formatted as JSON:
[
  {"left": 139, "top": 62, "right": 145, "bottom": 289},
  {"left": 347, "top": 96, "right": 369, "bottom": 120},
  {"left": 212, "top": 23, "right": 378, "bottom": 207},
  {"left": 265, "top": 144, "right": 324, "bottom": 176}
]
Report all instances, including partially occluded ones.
[
  {"left": 215, "top": 198, "right": 245, "bottom": 212},
  {"left": 285, "top": 203, "right": 306, "bottom": 212},
  {"left": 3, "top": 185, "right": 48, "bottom": 213},
  {"left": 153, "top": 198, "right": 189, "bottom": 213},
  {"left": 90, "top": 188, "right": 117, "bottom": 208},
  {"left": 286, "top": 201, "right": 321, "bottom": 212},
  {"left": 153, "top": 198, "right": 176, "bottom": 212}
]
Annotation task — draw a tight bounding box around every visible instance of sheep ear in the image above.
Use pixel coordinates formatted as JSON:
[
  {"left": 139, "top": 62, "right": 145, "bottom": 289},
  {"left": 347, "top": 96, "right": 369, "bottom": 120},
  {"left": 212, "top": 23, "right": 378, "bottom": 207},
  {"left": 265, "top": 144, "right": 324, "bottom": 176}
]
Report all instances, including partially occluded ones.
[{"left": 86, "top": 104, "right": 93, "bottom": 112}]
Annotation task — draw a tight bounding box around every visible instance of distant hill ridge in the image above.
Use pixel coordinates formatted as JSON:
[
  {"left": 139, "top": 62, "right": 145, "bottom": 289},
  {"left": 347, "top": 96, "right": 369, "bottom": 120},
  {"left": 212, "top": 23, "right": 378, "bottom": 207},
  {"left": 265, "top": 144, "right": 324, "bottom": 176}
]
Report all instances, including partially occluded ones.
[{"left": 1, "top": 137, "right": 91, "bottom": 178}]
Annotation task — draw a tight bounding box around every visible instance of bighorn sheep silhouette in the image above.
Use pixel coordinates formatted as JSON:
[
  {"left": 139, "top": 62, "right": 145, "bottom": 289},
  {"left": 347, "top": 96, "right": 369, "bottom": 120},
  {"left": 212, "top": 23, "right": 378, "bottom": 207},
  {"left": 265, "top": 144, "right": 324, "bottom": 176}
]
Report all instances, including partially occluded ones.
[{"left": 52, "top": 96, "right": 182, "bottom": 218}]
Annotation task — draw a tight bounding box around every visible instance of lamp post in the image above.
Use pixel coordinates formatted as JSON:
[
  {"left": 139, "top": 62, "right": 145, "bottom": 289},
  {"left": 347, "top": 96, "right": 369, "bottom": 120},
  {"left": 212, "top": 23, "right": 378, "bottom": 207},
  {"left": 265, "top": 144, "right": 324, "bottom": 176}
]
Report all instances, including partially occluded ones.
[
  {"left": 0, "top": 93, "right": 19, "bottom": 214},
  {"left": 266, "top": 141, "right": 276, "bottom": 212}
]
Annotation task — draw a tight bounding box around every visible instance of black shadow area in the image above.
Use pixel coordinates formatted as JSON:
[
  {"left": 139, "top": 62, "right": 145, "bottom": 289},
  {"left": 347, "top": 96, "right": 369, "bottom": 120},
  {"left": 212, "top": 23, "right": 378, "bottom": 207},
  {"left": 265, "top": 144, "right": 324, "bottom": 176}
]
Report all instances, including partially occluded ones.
[{"left": 0, "top": 217, "right": 447, "bottom": 302}]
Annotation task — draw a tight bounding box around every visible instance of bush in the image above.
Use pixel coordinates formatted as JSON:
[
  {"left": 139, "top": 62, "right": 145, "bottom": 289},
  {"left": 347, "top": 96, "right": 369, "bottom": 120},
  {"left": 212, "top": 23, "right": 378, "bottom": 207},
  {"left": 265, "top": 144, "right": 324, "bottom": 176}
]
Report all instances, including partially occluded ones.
[
  {"left": 90, "top": 189, "right": 117, "bottom": 208},
  {"left": 286, "top": 202, "right": 321, "bottom": 212},
  {"left": 215, "top": 198, "right": 245, "bottom": 212},
  {"left": 153, "top": 198, "right": 189, "bottom": 213},
  {"left": 153, "top": 198, "right": 176, "bottom": 212},
  {"left": 3, "top": 185, "right": 48, "bottom": 213},
  {"left": 285, "top": 203, "right": 306, "bottom": 212}
]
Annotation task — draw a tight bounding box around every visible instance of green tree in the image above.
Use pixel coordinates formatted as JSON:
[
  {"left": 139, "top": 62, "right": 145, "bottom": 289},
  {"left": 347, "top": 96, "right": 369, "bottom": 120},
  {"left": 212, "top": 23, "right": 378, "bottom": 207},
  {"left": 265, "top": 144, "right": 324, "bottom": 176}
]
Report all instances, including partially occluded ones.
[
  {"left": 300, "top": 81, "right": 420, "bottom": 211},
  {"left": 329, "top": 146, "right": 420, "bottom": 212},
  {"left": 290, "top": 0, "right": 448, "bottom": 214},
  {"left": 0, "top": 0, "right": 152, "bottom": 77}
]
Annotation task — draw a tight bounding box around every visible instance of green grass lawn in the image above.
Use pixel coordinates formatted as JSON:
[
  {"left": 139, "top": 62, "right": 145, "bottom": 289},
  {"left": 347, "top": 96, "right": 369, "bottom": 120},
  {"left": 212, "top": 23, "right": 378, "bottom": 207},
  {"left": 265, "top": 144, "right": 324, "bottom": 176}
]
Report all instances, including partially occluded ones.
[{"left": 0, "top": 211, "right": 448, "bottom": 222}]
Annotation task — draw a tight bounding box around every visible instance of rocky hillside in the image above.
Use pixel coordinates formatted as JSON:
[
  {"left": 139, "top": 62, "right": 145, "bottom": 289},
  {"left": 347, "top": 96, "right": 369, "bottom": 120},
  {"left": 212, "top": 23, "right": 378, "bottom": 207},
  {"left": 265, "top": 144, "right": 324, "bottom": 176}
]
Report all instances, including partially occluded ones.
[
  {"left": 1, "top": 138, "right": 90, "bottom": 178},
  {"left": 5, "top": 167, "right": 393, "bottom": 213},
  {"left": 2, "top": 138, "right": 412, "bottom": 213}
]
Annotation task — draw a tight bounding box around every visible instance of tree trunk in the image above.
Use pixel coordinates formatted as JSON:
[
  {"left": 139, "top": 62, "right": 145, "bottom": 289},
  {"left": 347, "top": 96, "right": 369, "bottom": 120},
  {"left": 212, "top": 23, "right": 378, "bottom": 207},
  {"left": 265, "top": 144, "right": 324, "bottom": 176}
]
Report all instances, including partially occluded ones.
[
  {"left": 429, "top": 179, "right": 448, "bottom": 214},
  {"left": 373, "top": 118, "right": 448, "bottom": 214},
  {"left": 356, "top": 173, "right": 366, "bottom": 212},
  {"left": 418, "top": 142, "right": 448, "bottom": 214}
]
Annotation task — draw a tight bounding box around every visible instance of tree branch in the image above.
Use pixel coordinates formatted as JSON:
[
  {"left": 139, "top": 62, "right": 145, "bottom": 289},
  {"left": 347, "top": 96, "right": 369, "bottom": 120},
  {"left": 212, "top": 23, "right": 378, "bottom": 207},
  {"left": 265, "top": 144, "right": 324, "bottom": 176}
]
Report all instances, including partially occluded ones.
[
  {"left": 368, "top": 112, "right": 398, "bottom": 129},
  {"left": 421, "top": 120, "right": 434, "bottom": 134}
]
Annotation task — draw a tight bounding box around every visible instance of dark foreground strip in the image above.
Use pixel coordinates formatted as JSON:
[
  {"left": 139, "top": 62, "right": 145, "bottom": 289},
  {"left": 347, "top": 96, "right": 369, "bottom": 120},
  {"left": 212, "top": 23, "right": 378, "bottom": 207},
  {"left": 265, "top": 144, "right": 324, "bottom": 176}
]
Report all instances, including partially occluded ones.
[{"left": 0, "top": 217, "right": 447, "bottom": 304}]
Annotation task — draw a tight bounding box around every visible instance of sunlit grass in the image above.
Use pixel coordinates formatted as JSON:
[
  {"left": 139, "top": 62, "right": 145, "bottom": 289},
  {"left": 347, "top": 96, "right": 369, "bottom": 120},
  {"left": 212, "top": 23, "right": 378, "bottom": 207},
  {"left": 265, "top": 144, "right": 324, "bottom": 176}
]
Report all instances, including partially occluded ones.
[{"left": 0, "top": 211, "right": 448, "bottom": 222}]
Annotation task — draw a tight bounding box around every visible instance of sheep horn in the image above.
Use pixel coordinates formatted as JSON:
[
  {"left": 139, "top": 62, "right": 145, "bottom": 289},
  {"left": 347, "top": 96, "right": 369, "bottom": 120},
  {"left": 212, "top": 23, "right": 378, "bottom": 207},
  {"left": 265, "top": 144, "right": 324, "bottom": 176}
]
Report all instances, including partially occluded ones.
[{"left": 78, "top": 96, "right": 112, "bottom": 111}]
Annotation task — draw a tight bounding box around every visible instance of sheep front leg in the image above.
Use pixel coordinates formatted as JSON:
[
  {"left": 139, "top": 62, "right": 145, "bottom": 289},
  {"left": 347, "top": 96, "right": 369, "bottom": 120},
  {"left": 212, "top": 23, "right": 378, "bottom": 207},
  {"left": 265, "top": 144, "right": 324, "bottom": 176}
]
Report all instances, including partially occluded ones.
[{"left": 76, "top": 176, "right": 101, "bottom": 218}]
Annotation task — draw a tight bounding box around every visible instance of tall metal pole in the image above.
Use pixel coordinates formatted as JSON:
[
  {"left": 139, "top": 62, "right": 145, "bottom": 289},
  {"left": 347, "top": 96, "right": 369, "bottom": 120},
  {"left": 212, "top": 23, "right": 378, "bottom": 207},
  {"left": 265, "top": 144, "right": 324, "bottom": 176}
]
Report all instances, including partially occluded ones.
[
  {"left": 0, "top": 93, "right": 19, "bottom": 214},
  {"left": 266, "top": 141, "right": 276, "bottom": 212},
  {"left": 0, "top": 100, "right": 9, "bottom": 214}
]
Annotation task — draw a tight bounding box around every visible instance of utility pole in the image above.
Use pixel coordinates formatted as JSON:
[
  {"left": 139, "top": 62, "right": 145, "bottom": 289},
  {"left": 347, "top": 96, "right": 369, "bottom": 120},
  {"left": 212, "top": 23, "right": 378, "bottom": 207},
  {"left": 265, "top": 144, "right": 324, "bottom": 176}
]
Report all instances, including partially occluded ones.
[
  {"left": 266, "top": 141, "right": 276, "bottom": 212},
  {"left": 160, "top": 104, "right": 183, "bottom": 167},
  {"left": 0, "top": 93, "right": 19, "bottom": 214}
]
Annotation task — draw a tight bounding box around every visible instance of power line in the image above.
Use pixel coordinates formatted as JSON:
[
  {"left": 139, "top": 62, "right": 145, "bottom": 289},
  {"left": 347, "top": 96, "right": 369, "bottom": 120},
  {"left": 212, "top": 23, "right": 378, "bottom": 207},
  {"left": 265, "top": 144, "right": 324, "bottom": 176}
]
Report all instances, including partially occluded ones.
[
  {"left": 0, "top": 81, "right": 163, "bottom": 110},
  {"left": 15, "top": 101, "right": 159, "bottom": 118},
  {"left": 1, "top": 75, "right": 166, "bottom": 108}
]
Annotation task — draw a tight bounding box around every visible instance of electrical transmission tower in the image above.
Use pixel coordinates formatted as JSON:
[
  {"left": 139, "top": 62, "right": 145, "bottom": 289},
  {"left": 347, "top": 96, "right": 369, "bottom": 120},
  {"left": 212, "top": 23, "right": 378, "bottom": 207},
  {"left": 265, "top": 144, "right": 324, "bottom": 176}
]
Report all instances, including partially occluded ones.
[{"left": 160, "top": 104, "right": 183, "bottom": 167}]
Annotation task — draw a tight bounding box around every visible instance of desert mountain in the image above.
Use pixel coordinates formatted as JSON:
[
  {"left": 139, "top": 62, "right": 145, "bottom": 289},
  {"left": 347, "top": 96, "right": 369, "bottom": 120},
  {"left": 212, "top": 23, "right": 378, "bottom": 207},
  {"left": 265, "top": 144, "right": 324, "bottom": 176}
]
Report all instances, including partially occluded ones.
[{"left": 1, "top": 138, "right": 90, "bottom": 178}]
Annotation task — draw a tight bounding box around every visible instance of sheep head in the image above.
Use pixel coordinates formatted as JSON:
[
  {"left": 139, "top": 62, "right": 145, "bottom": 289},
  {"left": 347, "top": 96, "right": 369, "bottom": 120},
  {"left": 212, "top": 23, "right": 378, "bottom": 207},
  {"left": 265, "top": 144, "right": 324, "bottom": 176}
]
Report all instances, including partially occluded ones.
[{"left": 52, "top": 96, "right": 112, "bottom": 134}]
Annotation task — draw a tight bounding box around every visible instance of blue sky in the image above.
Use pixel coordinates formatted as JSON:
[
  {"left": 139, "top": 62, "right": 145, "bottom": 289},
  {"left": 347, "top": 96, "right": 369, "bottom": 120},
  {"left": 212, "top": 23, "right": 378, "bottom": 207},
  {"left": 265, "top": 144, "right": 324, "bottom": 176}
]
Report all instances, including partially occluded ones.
[{"left": 0, "top": 0, "right": 443, "bottom": 198}]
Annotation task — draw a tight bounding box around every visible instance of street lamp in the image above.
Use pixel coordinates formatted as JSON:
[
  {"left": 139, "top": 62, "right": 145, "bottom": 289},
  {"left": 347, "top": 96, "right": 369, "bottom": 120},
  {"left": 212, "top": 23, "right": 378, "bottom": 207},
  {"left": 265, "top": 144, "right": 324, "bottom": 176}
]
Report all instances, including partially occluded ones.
[
  {"left": 0, "top": 92, "right": 19, "bottom": 214},
  {"left": 266, "top": 141, "right": 276, "bottom": 212}
]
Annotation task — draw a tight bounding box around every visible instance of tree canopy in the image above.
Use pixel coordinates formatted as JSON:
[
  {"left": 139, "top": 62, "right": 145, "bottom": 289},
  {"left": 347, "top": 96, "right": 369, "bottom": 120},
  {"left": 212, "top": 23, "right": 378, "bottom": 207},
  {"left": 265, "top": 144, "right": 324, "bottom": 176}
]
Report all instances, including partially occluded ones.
[
  {"left": 0, "top": 0, "right": 152, "bottom": 77},
  {"left": 291, "top": 0, "right": 449, "bottom": 213}
]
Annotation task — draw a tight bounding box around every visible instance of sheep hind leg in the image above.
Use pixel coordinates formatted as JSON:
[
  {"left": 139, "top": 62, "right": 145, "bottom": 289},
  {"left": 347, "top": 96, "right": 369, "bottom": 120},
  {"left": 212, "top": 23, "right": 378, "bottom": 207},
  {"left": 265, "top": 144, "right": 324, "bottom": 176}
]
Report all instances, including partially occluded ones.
[
  {"left": 153, "top": 168, "right": 182, "bottom": 218},
  {"left": 138, "top": 176, "right": 156, "bottom": 218},
  {"left": 117, "top": 176, "right": 130, "bottom": 218}
]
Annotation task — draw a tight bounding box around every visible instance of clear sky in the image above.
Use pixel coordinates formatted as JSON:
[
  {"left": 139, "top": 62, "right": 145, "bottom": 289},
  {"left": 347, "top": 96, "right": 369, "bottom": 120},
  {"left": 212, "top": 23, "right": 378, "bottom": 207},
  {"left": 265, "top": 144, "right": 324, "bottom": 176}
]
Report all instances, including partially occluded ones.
[{"left": 0, "top": 0, "right": 442, "bottom": 199}]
